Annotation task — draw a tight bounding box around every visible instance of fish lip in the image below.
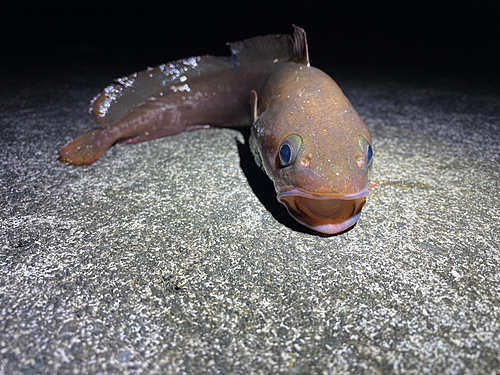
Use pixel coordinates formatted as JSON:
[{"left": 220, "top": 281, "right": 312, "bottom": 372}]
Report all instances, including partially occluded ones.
[
  {"left": 277, "top": 188, "right": 369, "bottom": 200},
  {"left": 277, "top": 188, "right": 369, "bottom": 234}
]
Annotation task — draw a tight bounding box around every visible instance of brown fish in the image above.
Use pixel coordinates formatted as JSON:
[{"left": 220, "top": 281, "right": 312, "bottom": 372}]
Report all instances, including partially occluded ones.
[{"left": 58, "top": 26, "right": 373, "bottom": 234}]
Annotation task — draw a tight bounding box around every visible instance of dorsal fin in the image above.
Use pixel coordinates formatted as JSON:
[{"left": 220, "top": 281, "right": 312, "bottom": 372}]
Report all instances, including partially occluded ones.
[
  {"left": 90, "top": 26, "right": 310, "bottom": 127},
  {"left": 228, "top": 25, "right": 310, "bottom": 66},
  {"left": 228, "top": 34, "right": 295, "bottom": 64},
  {"left": 292, "top": 25, "right": 310, "bottom": 66}
]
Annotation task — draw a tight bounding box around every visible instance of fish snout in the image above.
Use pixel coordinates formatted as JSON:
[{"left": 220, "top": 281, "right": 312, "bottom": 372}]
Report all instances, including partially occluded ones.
[{"left": 278, "top": 189, "right": 368, "bottom": 234}]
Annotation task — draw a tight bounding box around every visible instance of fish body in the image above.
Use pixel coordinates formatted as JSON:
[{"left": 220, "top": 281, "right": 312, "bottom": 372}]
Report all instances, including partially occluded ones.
[{"left": 58, "top": 26, "right": 373, "bottom": 234}]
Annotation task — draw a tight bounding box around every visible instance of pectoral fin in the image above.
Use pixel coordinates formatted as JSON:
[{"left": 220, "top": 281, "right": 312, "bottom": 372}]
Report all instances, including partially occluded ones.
[{"left": 249, "top": 90, "right": 259, "bottom": 124}]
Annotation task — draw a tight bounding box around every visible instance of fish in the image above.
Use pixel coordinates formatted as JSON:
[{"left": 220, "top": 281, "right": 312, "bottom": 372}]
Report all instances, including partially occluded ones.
[{"left": 58, "top": 26, "right": 373, "bottom": 234}]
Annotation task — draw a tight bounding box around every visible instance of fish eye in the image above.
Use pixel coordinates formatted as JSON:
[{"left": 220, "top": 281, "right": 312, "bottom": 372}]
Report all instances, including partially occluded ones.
[
  {"left": 366, "top": 144, "right": 373, "bottom": 166},
  {"left": 279, "top": 134, "right": 303, "bottom": 168},
  {"left": 357, "top": 135, "right": 373, "bottom": 167}
]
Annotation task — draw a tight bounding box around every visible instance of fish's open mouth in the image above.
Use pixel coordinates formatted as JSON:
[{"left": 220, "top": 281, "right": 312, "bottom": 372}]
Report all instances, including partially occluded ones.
[{"left": 278, "top": 189, "right": 369, "bottom": 234}]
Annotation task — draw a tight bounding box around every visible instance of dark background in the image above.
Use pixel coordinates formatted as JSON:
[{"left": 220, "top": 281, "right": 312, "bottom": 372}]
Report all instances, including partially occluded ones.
[{"left": 2, "top": 1, "right": 499, "bottom": 85}]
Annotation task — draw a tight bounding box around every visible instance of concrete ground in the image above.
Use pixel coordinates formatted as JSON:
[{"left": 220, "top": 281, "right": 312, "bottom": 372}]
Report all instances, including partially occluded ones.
[{"left": 0, "top": 60, "right": 499, "bottom": 374}]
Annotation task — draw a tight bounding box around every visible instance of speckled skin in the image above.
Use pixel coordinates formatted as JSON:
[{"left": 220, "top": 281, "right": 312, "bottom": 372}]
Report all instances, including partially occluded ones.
[
  {"left": 250, "top": 63, "right": 372, "bottom": 233},
  {"left": 58, "top": 27, "right": 372, "bottom": 234},
  {"left": 251, "top": 63, "right": 372, "bottom": 195}
]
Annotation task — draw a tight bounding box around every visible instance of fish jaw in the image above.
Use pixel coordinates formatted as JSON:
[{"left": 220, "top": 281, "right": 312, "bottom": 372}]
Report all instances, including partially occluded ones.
[{"left": 277, "top": 189, "right": 369, "bottom": 234}]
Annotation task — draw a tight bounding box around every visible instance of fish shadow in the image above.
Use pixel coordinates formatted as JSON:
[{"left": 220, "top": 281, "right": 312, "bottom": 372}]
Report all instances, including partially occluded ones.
[{"left": 234, "top": 128, "right": 346, "bottom": 237}]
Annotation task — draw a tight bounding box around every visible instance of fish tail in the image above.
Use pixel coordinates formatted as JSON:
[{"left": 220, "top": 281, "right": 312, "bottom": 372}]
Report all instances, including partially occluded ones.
[{"left": 57, "top": 128, "right": 117, "bottom": 165}]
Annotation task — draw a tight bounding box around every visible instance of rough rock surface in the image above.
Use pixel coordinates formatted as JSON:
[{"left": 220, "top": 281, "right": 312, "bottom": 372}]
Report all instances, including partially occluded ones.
[{"left": 1, "top": 61, "right": 499, "bottom": 374}]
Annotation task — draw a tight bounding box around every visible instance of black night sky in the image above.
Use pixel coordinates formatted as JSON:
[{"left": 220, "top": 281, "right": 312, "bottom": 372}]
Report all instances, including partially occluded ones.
[{"left": 2, "top": 1, "right": 499, "bottom": 86}]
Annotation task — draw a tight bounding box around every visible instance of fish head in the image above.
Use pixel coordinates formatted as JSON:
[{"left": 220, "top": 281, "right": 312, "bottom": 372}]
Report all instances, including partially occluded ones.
[{"left": 250, "top": 64, "right": 373, "bottom": 234}]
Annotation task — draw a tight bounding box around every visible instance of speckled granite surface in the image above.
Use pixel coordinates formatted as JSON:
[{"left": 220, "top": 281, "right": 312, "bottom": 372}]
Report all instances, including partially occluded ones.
[{"left": 1, "top": 62, "right": 499, "bottom": 374}]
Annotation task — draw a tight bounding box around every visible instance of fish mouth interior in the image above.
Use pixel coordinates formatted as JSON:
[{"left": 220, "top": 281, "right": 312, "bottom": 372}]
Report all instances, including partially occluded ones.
[{"left": 278, "top": 190, "right": 368, "bottom": 234}]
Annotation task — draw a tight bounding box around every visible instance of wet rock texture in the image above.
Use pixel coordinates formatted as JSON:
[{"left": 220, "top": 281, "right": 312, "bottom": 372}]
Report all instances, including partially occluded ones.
[{"left": 1, "top": 63, "right": 499, "bottom": 374}]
